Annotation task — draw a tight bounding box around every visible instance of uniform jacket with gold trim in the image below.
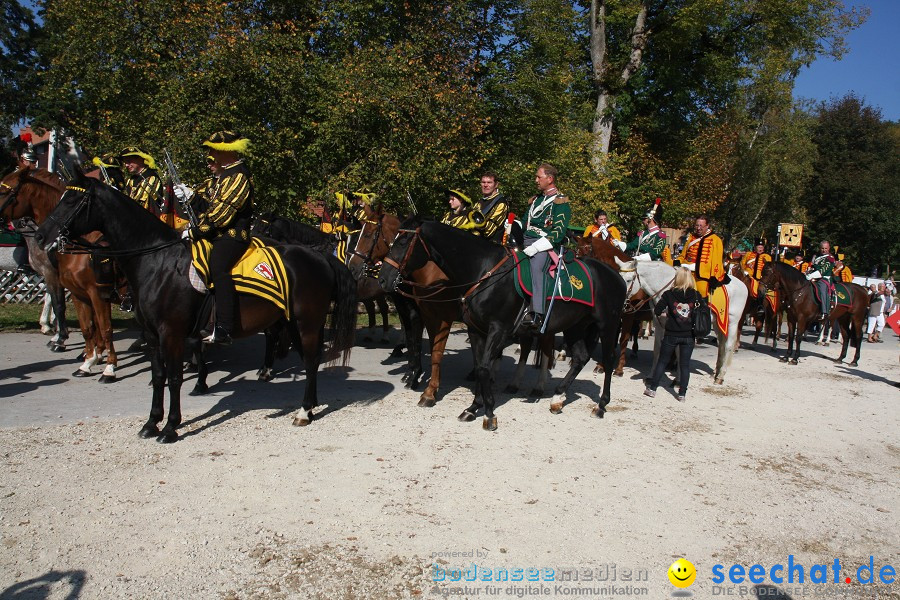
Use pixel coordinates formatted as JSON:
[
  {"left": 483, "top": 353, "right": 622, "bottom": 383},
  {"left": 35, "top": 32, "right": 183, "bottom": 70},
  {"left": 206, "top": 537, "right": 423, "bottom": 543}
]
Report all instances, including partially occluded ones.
[
  {"left": 524, "top": 192, "right": 570, "bottom": 246},
  {"left": 678, "top": 231, "right": 725, "bottom": 282},
  {"left": 741, "top": 251, "right": 772, "bottom": 280},
  {"left": 195, "top": 160, "right": 254, "bottom": 241}
]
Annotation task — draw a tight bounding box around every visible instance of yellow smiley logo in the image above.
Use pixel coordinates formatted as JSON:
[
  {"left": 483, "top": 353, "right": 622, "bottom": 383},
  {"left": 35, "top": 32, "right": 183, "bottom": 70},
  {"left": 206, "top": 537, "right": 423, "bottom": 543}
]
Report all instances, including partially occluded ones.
[
  {"left": 667, "top": 558, "right": 696, "bottom": 588},
  {"left": 569, "top": 275, "right": 583, "bottom": 290}
]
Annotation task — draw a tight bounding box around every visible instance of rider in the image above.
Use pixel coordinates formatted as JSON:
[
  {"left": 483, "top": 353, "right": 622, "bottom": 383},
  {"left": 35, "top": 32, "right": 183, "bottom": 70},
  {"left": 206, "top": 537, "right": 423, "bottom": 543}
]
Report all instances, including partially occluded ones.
[
  {"left": 583, "top": 209, "right": 621, "bottom": 242},
  {"left": 833, "top": 255, "right": 853, "bottom": 283},
  {"left": 440, "top": 189, "right": 474, "bottom": 229},
  {"left": 173, "top": 131, "right": 254, "bottom": 345},
  {"left": 10, "top": 147, "right": 40, "bottom": 276},
  {"left": 521, "top": 163, "right": 570, "bottom": 331},
  {"left": 623, "top": 198, "right": 666, "bottom": 261},
  {"left": 675, "top": 215, "right": 726, "bottom": 299},
  {"left": 790, "top": 252, "right": 808, "bottom": 272},
  {"left": 740, "top": 240, "right": 772, "bottom": 313},
  {"left": 91, "top": 153, "right": 127, "bottom": 189},
  {"left": 119, "top": 147, "right": 165, "bottom": 214},
  {"left": 477, "top": 171, "right": 509, "bottom": 244},
  {"left": 806, "top": 240, "right": 835, "bottom": 318}
]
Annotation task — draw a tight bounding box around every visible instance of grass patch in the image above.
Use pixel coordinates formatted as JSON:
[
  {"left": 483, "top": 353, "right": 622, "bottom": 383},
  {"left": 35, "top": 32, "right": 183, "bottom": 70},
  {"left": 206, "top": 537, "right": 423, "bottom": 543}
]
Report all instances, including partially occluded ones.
[{"left": 0, "top": 302, "right": 137, "bottom": 332}]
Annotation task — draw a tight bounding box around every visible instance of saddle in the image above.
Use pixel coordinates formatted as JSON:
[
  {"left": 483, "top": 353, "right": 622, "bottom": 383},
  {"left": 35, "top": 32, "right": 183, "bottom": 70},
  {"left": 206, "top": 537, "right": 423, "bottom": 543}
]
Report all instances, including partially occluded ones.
[
  {"left": 189, "top": 237, "right": 292, "bottom": 318},
  {"left": 513, "top": 249, "right": 595, "bottom": 307}
]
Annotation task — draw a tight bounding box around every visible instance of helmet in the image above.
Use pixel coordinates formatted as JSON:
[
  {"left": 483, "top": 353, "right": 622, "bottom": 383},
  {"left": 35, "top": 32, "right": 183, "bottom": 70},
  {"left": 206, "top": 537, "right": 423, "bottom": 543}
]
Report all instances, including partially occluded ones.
[
  {"left": 644, "top": 197, "right": 662, "bottom": 225},
  {"left": 19, "top": 149, "right": 38, "bottom": 164}
]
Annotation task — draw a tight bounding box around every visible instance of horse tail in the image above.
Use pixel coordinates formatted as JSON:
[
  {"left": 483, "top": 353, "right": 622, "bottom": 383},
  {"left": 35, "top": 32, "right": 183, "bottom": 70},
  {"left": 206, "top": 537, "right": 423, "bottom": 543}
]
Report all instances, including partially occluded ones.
[{"left": 326, "top": 254, "right": 357, "bottom": 367}]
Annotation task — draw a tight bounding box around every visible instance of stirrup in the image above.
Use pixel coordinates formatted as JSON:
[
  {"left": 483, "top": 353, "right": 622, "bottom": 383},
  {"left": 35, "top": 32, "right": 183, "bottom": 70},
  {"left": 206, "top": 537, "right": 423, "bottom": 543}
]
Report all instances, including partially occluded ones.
[{"left": 202, "top": 326, "right": 232, "bottom": 346}]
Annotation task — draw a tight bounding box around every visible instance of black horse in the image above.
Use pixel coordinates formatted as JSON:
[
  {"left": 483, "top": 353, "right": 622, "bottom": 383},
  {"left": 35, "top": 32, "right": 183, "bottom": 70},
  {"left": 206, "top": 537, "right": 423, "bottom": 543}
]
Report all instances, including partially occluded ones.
[
  {"left": 378, "top": 220, "right": 625, "bottom": 430},
  {"left": 35, "top": 171, "right": 357, "bottom": 442}
]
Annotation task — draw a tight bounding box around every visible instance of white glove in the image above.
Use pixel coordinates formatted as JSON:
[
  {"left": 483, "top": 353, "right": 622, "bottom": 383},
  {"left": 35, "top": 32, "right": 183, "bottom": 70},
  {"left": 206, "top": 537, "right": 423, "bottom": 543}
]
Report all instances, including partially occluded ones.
[
  {"left": 612, "top": 240, "right": 626, "bottom": 251},
  {"left": 682, "top": 262, "right": 696, "bottom": 272},
  {"left": 806, "top": 271, "right": 821, "bottom": 281},
  {"left": 524, "top": 236, "right": 553, "bottom": 257},
  {"left": 635, "top": 253, "right": 652, "bottom": 262},
  {"left": 173, "top": 184, "right": 194, "bottom": 201},
  {"left": 181, "top": 228, "right": 191, "bottom": 239}
]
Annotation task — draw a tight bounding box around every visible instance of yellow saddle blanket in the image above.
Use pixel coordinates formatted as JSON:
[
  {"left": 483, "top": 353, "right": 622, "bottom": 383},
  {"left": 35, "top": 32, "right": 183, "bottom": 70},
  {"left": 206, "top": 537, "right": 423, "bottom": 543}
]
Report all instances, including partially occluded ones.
[
  {"left": 190, "top": 238, "right": 290, "bottom": 318},
  {"left": 708, "top": 285, "right": 730, "bottom": 336}
]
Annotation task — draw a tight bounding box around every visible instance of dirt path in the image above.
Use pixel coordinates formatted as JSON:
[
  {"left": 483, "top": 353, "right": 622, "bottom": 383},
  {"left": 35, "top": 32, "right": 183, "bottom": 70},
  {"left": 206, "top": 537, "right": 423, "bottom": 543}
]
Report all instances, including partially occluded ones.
[{"left": 1, "top": 327, "right": 898, "bottom": 599}]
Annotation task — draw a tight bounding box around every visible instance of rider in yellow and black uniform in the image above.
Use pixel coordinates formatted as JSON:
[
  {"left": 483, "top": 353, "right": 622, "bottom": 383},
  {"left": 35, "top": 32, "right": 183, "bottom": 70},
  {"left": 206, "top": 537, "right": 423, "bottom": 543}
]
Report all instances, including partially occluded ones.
[
  {"left": 441, "top": 189, "right": 475, "bottom": 229},
  {"left": 477, "top": 172, "right": 509, "bottom": 244},
  {"left": 120, "top": 147, "right": 164, "bottom": 214},
  {"left": 173, "top": 131, "right": 254, "bottom": 345}
]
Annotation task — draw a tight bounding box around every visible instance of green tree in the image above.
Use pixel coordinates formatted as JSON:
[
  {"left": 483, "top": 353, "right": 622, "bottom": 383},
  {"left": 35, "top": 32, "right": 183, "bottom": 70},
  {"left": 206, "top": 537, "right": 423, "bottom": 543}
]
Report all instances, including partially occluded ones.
[
  {"left": 0, "top": 0, "right": 40, "bottom": 169},
  {"left": 801, "top": 94, "right": 900, "bottom": 275}
]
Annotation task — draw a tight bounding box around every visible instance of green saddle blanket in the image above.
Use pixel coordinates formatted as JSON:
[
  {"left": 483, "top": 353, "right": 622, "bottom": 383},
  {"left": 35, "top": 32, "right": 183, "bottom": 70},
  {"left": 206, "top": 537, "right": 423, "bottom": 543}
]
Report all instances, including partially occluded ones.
[
  {"left": 832, "top": 281, "right": 854, "bottom": 308},
  {"left": 513, "top": 251, "right": 594, "bottom": 307}
]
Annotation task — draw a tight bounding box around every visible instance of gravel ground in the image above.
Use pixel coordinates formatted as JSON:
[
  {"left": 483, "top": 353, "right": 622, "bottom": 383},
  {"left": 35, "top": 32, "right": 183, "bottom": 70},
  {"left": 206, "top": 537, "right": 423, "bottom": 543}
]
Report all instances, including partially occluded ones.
[{"left": 1, "top": 326, "right": 898, "bottom": 599}]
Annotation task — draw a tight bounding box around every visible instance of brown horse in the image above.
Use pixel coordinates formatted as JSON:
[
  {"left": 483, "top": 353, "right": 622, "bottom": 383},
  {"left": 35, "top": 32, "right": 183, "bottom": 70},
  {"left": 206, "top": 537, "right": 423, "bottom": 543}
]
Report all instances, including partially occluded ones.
[
  {"left": 574, "top": 234, "right": 654, "bottom": 377},
  {"left": 760, "top": 261, "right": 868, "bottom": 366},
  {"left": 0, "top": 168, "right": 123, "bottom": 379}
]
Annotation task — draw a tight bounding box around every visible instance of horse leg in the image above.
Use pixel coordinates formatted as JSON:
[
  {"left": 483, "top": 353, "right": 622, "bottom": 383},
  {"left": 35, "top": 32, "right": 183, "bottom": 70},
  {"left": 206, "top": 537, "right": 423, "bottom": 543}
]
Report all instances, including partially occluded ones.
[
  {"left": 419, "top": 317, "right": 451, "bottom": 408},
  {"left": 94, "top": 295, "right": 118, "bottom": 383},
  {"left": 140, "top": 347, "right": 166, "bottom": 438},
  {"left": 790, "top": 317, "right": 805, "bottom": 364},
  {"left": 72, "top": 298, "right": 100, "bottom": 377},
  {"left": 394, "top": 295, "right": 423, "bottom": 389},
  {"left": 834, "top": 318, "right": 849, "bottom": 364},
  {"left": 506, "top": 335, "right": 532, "bottom": 395},
  {"left": 40, "top": 293, "right": 53, "bottom": 334},
  {"left": 476, "top": 326, "right": 506, "bottom": 431},
  {"left": 549, "top": 325, "right": 597, "bottom": 415},
  {"left": 189, "top": 338, "right": 209, "bottom": 395},
  {"left": 848, "top": 313, "right": 864, "bottom": 367},
  {"left": 158, "top": 339, "right": 185, "bottom": 443},
  {"left": 293, "top": 321, "right": 323, "bottom": 426},
  {"left": 529, "top": 335, "right": 553, "bottom": 397},
  {"left": 780, "top": 319, "right": 795, "bottom": 362},
  {"left": 360, "top": 299, "right": 375, "bottom": 342},
  {"left": 377, "top": 295, "right": 391, "bottom": 343},
  {"left": 258, "top": 326, "right": 278, "bottom": 382},
  {"left": 46, "top": 279, "right": 69, "bottom": 351},
  {"left": 615, "top": 313, "right": 633, "bottom": 376},
  {"left": 458, "top": 331, "right": 487, "bottom": 423}
]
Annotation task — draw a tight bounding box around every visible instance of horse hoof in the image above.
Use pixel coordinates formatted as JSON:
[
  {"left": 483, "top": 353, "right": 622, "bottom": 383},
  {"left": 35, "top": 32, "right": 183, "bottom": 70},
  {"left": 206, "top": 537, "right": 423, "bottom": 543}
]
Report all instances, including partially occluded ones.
[
  {"left": 417, "top": 397, "right": 436, "bottom": 408},
  {"left": 50, "top": 344, "right": 66, "bottom": 353},
  {"left": 98, "top": 375, "right": 116, "bottom": 384},
  {"left": 482, "top": 416, "right": 498, "bottom": 431},
  {"left": 257, "top": 370, "right": 274, "bottom": 382},
  {"left": 823, "top": 342, "right": 829, "bottom": 347},
  {"left": 714, "top": 378, "right": 724, "bottom": 385},
  {"left": 779, "top": 356, "right": 789, "bottom": 363},
  {"left": 591, "top": 405, "right": 605, "bottom": 419},
  {"left": 458, "top": 410, "right": 476, "bottom": 422},
  {"left": 293, "top": 417, "right": 312, "bottom": 427},
  {"left": 189, "top": 384, "right": 209, "bottom": 396},
  {"left": 157, "top": 431, "right": 178, "bottom": 444},
  {"left": 833, "top": 359, "right": 843, "bottom": 365},
  {"left": 400, "top": 371, "right": 410, "bottom": 383},
  {"left": 848, "top": 361, "right": 858, "bottom": 368},
  {"left": 139, "top": 425, "right": 159, "bottom": 439},
  {"left": 790, "top": 358, "right": 798, "bottom": 365},
  {"left": 72, "top": 369, "right": 91, "bottom": 378},
  {"left": 549, "top": 402, "right": 563, "bottom": 414}
]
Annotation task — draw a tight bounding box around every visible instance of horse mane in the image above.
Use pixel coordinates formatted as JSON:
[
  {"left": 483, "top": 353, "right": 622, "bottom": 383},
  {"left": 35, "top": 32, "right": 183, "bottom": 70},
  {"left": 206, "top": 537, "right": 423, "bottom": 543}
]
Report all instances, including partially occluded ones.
[
  {"left": 772, "top": 260, "right": 807, "bottom": 285},
  {"left": 27, "top": 168, "right": 65, "bottom": 190}
]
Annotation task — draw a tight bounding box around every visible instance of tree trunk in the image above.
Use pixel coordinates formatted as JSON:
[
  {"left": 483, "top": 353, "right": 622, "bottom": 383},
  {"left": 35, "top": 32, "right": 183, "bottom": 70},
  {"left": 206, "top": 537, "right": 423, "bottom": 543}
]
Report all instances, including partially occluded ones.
[{"left": 590, "top": 1, "right": 651, "bottom": 173}]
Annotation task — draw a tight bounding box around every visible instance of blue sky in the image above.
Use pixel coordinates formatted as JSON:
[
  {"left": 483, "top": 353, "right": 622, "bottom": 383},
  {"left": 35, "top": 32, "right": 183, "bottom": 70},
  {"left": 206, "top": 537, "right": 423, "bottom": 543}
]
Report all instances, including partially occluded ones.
[{"left": 793, "top": 0, "right": 900, "bottom": 121}]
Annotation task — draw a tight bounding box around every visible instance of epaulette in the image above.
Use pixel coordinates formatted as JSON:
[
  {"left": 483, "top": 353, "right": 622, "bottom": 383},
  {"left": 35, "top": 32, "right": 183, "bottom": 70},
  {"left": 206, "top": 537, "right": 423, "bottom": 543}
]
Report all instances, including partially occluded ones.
[{"left": 553, "top": 195, "right": 569, "bottom": 204}]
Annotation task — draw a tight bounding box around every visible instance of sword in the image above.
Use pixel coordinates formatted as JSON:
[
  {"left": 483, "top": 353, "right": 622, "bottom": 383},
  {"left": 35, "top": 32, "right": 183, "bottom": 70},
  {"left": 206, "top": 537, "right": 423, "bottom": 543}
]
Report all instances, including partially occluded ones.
[
  {"left": 405, "top": 190, "right": 418, "bottom": 216},
  {"left": 163, "top": 148, "right": 199, "bottom": 228},
  {"left": 540, "top": 243, "right": 567, "bottom": 335}
]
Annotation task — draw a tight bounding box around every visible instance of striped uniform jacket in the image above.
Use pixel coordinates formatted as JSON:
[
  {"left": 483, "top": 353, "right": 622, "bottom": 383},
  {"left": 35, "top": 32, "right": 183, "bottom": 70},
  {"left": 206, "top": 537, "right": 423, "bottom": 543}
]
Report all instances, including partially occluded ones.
[
  {"left": 524, "top": 191, "right": 570, "bottom": 245},
  {"left": 478, "top": 191, "right": 509, "bottom": 243},
  {"left": 195, "top": 159, "right": 254, "bottom": 241},
  {"left": 123, "top": 168, "right": 164, "bottom": 213},
  {"left": 441, "top": 209, "right": 471, "bottom": 229},
  {"left": 741, "top": 251, "right": 772, "bottom": 280}
]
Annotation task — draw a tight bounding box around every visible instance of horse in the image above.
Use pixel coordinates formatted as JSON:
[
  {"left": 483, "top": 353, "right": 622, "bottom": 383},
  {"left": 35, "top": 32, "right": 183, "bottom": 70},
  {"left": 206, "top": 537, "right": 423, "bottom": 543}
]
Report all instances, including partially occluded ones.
[
  {"left": 251, "top": 211, "right": 407, "bottom": 378},
  {"left": 574, "top": 234, "right": 655, "bottom": 376},
  {"left": 613, "top": 257, "right": 749, "bottom": 384},
  {"left": 379, "top": 221, "right": 625, "bottom": 430},
  {"left": 35, "top": 170, "right": 357, "bottom": 442},
  {"left": 759, "top": 261, "right": 868, "bottom": 366},
  {"left": 0, "top": 168, "right": 77, "bottom": 356}
]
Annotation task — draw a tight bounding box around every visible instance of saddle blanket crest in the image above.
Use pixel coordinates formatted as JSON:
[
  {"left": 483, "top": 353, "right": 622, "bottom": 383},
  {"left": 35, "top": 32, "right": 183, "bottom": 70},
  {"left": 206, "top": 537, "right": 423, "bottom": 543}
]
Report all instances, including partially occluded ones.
[
  {"left": 513, "top": 251, "right": 594, "bottom": 307},
  {"left": 190, "top": 237, "right": 291, "bottom": 318}
]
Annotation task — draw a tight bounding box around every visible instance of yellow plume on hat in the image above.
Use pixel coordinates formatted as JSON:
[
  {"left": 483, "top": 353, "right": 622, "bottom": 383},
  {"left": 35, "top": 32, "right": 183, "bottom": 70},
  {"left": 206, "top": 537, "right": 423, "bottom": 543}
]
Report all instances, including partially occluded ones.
[
  {"left": 203, "top": 130, "right": 251, "bottom": 153},
  {"left": 119, "top": 147, "right": 157, "bottom": 170}
]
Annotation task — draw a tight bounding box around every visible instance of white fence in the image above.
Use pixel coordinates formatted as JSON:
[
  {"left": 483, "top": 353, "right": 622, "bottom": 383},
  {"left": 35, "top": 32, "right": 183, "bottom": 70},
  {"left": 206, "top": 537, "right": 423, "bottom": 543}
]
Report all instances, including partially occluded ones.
[{"left": 0, "top": 270, "right": 49, "bottom": 304}]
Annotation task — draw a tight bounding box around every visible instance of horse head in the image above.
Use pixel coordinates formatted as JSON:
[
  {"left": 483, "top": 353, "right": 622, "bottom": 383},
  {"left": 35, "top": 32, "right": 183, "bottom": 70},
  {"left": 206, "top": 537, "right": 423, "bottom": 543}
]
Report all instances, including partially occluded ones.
[
  {"left": 347, "top": 212, "right": 402, "bottom": 281},
  {"left": 378, "top": 217, "right": 432, "bottom": 293},
  {"left": 574, "top": 235, "right": 591, "bottom": 258},
  {"left": 34, "top": 165, "right": 102, "bottom": 251}
]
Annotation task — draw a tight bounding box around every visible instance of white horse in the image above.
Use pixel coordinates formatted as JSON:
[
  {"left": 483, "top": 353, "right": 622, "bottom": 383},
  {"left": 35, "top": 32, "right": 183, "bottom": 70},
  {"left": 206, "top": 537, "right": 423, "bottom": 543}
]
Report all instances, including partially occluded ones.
[{"left": 615, "top": 259, "right": 748, "bottom": 384}]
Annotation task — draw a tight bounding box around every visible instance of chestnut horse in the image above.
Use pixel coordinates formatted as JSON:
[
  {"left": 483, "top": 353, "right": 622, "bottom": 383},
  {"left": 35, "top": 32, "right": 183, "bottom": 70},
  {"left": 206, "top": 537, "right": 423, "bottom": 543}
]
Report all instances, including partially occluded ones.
[
  {"left": 727, "top": 262, "right": 779, "bottom": 351},
  {"left": 0, "top": 168, "right": 124, "bottom": 376},
  {"left": 760, "top": 261, "right": 868, "bottom": 366}
]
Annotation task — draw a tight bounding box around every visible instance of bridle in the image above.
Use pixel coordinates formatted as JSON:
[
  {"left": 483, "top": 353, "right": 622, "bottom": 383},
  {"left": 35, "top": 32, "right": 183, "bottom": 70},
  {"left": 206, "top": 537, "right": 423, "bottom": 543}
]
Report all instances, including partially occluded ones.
[
  {"left": 381, "top": 227, "right": 430, "bottom": 279},
  {"left": 42, "top": 185, "right": 92, "bottom": 250},
  {"left": 347, "top": 216, "right": 387, "bottom": 275},
  {"left": 0, "top": 178, "right": 26, "bottom": 226}
]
